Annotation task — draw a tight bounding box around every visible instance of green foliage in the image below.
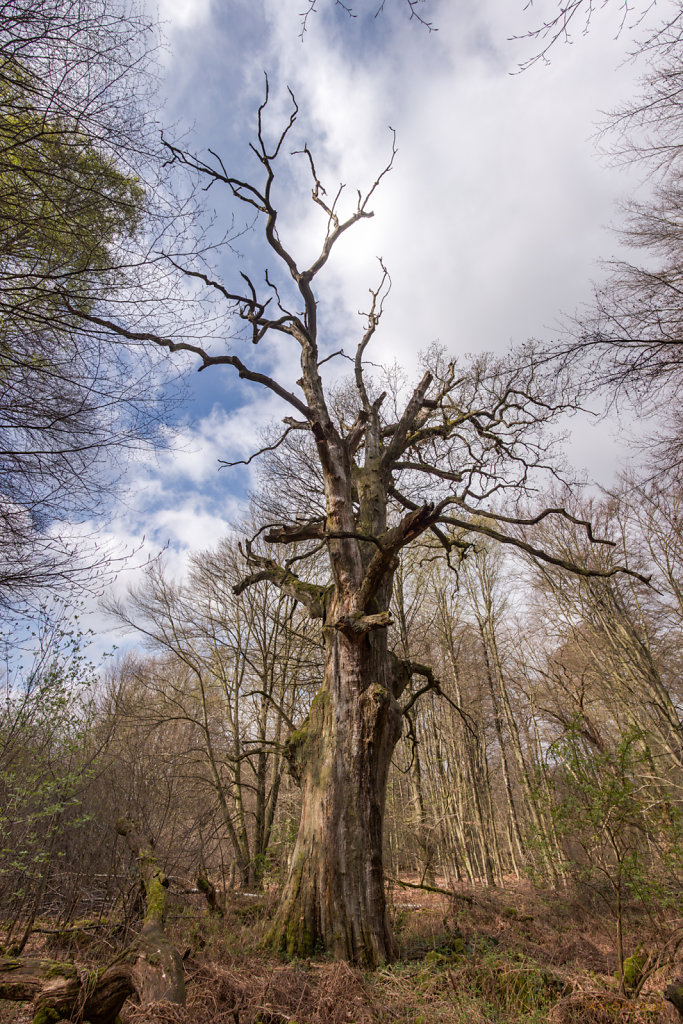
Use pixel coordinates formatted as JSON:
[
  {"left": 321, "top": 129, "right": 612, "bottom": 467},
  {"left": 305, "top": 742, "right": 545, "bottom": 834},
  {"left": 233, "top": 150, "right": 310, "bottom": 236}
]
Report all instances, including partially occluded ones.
[
  {"left": 0, "top": 34, "right": 151, "bottom": 607},
  {"left": 549, "top": 725, "right": 682, "bottom": 892},
  {"left": 0, "top": 605, "right": 100, "bottom": 917},
  {"left": 0, "top": 58, "right": 145, "bottom": 313},
  {"left": 543, "top": 723, "right": 683, "bottom": 986}
]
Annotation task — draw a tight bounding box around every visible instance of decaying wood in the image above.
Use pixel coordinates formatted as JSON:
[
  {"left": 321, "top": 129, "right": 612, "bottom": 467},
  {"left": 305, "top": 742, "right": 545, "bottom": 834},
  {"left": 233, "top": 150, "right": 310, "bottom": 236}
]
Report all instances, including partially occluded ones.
[
  {"left": 0, "top": 818, "right": 185, "bottom": 1023},
  {"left": 197, "top": 872, "right": 224, "bottom": 917},
  {"left": 665, "top": 980, "right": 683, "bottom": 1018},
  {"left": 114, "top": 816, "right": 186, "bottom": 1006},
  {"left": 0, "top": 954, "right": 134, "bottom": 1024}
]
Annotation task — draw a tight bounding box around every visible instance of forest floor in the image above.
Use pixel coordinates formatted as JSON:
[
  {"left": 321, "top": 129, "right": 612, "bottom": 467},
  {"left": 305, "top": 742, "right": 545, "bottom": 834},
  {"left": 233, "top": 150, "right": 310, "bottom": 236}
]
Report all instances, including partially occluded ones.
[{"left": 2, "top": 876, "right": 681, "bottom": 1023}]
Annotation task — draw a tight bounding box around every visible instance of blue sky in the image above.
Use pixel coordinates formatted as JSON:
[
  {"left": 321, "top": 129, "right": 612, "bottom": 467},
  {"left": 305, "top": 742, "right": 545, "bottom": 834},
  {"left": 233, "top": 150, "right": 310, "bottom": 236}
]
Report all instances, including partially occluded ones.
[{"left": 76, "top": 0, "right": 658, "bottom": 638}]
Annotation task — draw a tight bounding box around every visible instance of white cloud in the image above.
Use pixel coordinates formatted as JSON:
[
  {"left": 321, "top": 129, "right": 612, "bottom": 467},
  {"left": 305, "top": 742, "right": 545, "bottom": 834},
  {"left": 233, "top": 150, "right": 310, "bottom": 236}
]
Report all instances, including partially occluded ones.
[
  {"left": 115, "top": 0, "right": 657, "bottom": 585},
  {"left": 28, "top": 0, "right": 662, "bottom": 666},
  {"left": 157, "top": 0, "right": 212, "bottom": 31},
  {"left": 249, "top": 0, "right": 645, "bottom": 379}
]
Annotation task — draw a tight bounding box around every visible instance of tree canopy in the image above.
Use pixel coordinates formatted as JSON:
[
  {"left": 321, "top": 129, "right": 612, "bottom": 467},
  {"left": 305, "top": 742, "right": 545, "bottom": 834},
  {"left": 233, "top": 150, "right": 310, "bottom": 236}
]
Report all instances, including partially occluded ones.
[{"left": 0, "top": 0, "right": 170, "bottom": 609}]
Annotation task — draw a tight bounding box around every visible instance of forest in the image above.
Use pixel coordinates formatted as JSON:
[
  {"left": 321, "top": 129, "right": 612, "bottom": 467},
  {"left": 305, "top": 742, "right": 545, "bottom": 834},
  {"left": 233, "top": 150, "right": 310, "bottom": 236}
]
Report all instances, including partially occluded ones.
[{"left": 0, "top": 0, "right": 682, "bottom": 1022}]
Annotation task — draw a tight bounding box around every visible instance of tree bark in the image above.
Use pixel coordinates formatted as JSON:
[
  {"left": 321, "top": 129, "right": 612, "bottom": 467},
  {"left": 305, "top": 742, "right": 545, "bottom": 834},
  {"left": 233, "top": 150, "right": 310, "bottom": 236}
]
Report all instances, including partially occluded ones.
[
  {"left": 664, "top": 980, "right": 683, "bottom": 1018},
  {"left": 266, "top": 627, "right": 403, "bottom": 966},
  {"left": 115, "top": 817, "right": 186, "bottom": 1006},
  {"left": 0, "top": 957, "right": 135, "bottom": 1024},
  {"left": 409, "top": 744, "right": 436, "bottom": 887}
]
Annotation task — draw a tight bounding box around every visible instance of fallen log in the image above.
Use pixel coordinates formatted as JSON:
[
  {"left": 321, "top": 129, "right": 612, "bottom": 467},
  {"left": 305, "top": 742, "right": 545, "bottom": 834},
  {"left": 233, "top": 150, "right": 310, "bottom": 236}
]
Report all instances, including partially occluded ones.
[
  {"left": 0, "top": 818, "right": 185, "bottom": 1023},
  {"left": 0, "top": 953, "right": 134, "bottom": 1023}
]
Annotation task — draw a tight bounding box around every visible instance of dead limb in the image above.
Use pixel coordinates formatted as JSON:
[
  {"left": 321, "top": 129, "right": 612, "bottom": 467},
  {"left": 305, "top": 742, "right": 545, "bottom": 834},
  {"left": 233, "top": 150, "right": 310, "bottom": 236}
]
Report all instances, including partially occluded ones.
[
  {"left": 0, "top": 957, "right": 134, "bottom": 1024},
  {"left": 0, "top": 818, "right": 185, "bottom": 1023},
  {"left": 385, "top": 875, "right": 475, "bottom": 904}
]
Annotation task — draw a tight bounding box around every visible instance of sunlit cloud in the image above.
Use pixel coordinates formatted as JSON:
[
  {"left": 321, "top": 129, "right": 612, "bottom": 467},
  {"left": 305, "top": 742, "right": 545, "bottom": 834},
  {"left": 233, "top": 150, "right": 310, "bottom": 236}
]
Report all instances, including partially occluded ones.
[
  {"left": 157, "top": 0, "right": 212, "bottom": 31},
  {"left": 99, "top": 0, "right": 656, "bottom": 618}
]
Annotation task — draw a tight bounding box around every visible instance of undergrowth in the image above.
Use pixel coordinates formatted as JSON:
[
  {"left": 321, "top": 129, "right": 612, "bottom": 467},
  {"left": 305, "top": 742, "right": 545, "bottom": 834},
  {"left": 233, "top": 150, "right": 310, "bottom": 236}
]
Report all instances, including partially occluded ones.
[
  {"left": 1, "top": 882, "right": 679, "bottom": 1023},
  {"left": 119, "top": 881, "right": 679, "bottom": 1024}
]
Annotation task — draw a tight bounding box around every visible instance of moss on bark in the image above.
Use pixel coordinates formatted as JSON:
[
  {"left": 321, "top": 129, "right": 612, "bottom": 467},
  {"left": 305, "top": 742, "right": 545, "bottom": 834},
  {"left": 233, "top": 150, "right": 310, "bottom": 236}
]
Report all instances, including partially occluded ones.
[{"left": 267, "top": 634, "right": 402, "bottom": 966}]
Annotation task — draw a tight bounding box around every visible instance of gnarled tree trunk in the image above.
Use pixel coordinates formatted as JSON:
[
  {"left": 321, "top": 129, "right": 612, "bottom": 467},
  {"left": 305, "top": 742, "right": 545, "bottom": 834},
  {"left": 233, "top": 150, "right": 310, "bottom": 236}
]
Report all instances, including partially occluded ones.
[
  {"left": 115, "top": 817, "right": 186, "bottom": 1005},
  {"left": 266, "top": 625, "right": 403, "bottom": 966},
  {"left": 182, "top": 83, "right": 625, "bottom": 968}
]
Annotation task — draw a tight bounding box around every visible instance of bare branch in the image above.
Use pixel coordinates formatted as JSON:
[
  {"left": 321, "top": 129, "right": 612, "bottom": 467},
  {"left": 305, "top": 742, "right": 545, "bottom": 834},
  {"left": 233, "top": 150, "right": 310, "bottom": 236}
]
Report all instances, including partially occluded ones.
[
  {"left": 400, "top": 661, "right": 478, "bottom": 739},
  {"left": 355, "top": 260, "right": 391, "bottom": 414},
  {"left": 335, "top": 611, "right": 393, "bottom": 635},
  {"left": 219, "top": 426, "right": 297, "bottom": 469},
  {"left": 381, "top": 370, "right": 434, "bottom": 469},
  {"left": 356, "top": 504, "right": 437, "bottom": 610},
  {"left": 434, "top": 507, "right": 651, "bottom": 585},
  {"left": 60, "top": 301, "right": 314, "bottom": 421},
  {"left": 233, "top": 546, "right": 327, "bottom": 618}
]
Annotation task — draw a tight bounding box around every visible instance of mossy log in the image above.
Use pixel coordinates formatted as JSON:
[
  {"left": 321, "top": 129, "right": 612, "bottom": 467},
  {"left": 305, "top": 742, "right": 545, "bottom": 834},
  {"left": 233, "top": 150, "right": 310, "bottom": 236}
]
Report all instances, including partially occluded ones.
[
  {"left": 0, "top": 819, "right": 185, "bottom": 1022},
  {"left": 665, "top": 980, "right": 683, "bottom": 1018},
  {"left": 0, "top": 957, "right": 133, "bottom": 1024}
]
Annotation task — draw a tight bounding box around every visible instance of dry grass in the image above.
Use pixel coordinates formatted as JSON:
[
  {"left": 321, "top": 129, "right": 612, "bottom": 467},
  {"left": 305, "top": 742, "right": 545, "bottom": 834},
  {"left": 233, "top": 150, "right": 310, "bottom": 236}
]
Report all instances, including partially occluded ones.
[
  {"left": 2, "top": 879, "right": 681, "bottom": 1023},
  {"left": 124, "top": 959, "right": 382, "bottom": 1024},
  {"left": 118, "top": 878, "right": 680, "bottom": 1024},
  {"left": 118, "top": 954, "right": 677, "bottom": 1024}
]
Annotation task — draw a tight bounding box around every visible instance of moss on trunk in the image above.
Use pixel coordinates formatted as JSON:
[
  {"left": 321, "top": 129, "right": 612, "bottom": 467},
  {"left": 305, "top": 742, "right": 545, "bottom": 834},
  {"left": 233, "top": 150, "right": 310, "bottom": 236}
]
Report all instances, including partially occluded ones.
[{"left": 266, "top": 628, "right": 403, "bottom": 966}]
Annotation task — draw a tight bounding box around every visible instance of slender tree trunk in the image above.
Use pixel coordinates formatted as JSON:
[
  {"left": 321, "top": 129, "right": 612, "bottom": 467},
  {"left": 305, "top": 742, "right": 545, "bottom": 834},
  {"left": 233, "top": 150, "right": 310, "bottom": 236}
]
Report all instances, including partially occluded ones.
[
  {"left": 266, "top": 627, "right": 403, "bottom": 966},
  {"left": 409, "top": 742, "right": 436, "bottom": 887},
  {"left": 615, "top": 874, "right": 625, "bottom": 994},
  {"left": 482, "top": 648, "right": 525, "bottom": 863}
]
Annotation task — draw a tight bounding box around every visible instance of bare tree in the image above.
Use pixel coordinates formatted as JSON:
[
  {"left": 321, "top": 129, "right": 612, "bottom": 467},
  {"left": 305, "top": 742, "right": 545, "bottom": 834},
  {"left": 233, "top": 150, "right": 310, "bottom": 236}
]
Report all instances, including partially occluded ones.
[
  {"left": 112, "top": 538, "right": 320, "bottom": 890},
  {"left": 91, "top": 83, "right": 644, "bottom": 965},
  {"left": 520, "top": 1, "right": 683, "bottom": 467}
]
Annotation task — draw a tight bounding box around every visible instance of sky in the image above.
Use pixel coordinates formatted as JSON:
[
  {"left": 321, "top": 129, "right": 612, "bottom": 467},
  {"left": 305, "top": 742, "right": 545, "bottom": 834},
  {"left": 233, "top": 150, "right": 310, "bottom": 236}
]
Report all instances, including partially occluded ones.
[{"left": 76, "top": 0, "right": 661, "bottom": 641}]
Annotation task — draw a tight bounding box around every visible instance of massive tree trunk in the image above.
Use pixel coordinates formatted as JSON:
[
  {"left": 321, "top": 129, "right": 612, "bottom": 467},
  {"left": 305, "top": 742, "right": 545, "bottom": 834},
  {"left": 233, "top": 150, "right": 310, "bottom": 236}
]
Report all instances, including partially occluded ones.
[{"left": 267, "top": 625, "right": 403, "bottom": 966}]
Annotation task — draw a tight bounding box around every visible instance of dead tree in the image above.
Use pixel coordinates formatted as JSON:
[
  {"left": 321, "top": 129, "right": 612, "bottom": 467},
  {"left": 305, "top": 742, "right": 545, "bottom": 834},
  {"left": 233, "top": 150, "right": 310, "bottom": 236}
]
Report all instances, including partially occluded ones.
[
  {"left": 0, "top": 818, "right": 185, "bottom": 1023},
  {"left": 114, "top": 817, "right": 186, "bottom": 1005},
  {"left": 81, "top": 83, "right": 646, "bottom": 966}
]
